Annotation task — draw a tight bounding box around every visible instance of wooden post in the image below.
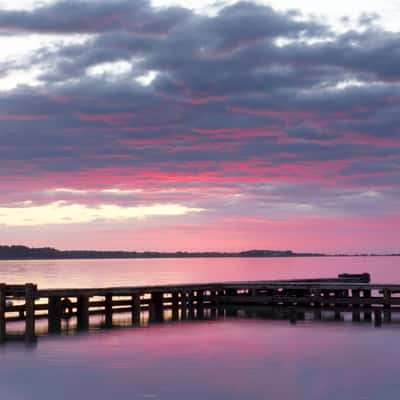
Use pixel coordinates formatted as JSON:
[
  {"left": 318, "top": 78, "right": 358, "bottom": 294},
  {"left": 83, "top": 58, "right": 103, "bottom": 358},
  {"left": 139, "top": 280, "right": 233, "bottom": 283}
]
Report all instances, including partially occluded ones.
[
  {"left": 313, "top": 289, "right": 322, "bottom": 308},
  {"left": 212, "top": 290, "right": 220, "bottom": 306},
  {"left": 383, "top": 289, "right": 391, "bottom": 309},
  {"left": 188, "top": 291, "right": 195, "bottom": 319},
  {"left": 105, "top": 294, "right": 113, "bottom": 328},
  {"left": 352, "top": 309, "right": 361, "bottom": 322},
  {"left": 131, "top": 294, "right": 141, "bottom": 327},
  {"left": 383, "top": 309, "right": 391, "bottom": 323},
  {"left": 374, "top": 310, "right": 382, "bottom": 327},
  {"left": 181, "top": 292, "right": 187, "bottom": 320},
  {"left": 197, "top": 290, "right": 204, "bottom": 320},
  {"left": 364, "top": 311, "right": 372, "bottom": 322},
  {"left": 289, "top": 307, "right": 297, "bottom": 324},
  {"left": 352, "top": 289, "right": 360, "bottom": 308},
  {"left": 48, "top": 296, "right": 62, "bottom": 333},
  {"left": 171, "top": 292, "right": 179, "bottom": 321},
  {"left": 151, "top": 292, "right": 164, "bottom": 322},
  {"left": 210, "top": 305, "right": 217, "bottom": 319},
  {"left": 25, "top": 283, "right": 36, "bottom": 341},
  {"left": 77, "top": 296, "right": 89, "bottom": 330},
  {"left": 0, "top": 283, "right": 6, "bottom": 342}
]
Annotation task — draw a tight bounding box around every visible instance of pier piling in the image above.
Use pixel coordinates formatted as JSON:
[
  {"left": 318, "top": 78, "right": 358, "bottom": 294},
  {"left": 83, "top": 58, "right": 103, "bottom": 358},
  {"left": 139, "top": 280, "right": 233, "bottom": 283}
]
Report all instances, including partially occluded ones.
[
  {"left": 48, "top": 296, "right": 62, "bottom": 333},
  {"left": 77, "top": 296, "right": 89, "bottom": 330},
  {"left": 105, "top": 294, "right": 113, "bottom": 328},
  {"left": 151, "top": 292, "right": 164, "bottom": 322},
  {"left": 131, "top": 294, "right": 141, "bottom": 326},
  {"left": 25, "top": 284, "right": 36, "bottom": 341},
  {"left": 2, "top": 273, "right": 400, "bottom": 340}
]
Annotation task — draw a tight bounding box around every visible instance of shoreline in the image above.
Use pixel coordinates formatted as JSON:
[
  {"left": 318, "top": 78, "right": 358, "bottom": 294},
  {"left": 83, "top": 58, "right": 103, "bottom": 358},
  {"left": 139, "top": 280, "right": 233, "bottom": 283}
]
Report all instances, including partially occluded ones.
[{"left": 0, "top": 254, "right": 399, "bottom": 261}]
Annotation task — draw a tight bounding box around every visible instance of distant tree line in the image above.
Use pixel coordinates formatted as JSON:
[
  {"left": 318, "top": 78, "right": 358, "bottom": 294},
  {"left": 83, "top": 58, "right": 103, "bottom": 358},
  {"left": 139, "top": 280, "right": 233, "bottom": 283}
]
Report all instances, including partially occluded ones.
[{"left": 0, "top": 245, "right": 329, "bottom": 260}]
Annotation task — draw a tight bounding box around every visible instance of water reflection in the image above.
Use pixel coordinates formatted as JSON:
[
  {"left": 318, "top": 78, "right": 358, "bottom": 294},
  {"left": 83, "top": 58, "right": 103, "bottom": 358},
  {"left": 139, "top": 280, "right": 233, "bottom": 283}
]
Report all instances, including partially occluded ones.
[
  {"left": 1, "top": 256, "right": 399, "bottom": 288},
  {"left": 2, "top": 305, "right": 400, "bottom": 400},
  {"left": 3, "top": 304, "right": 400, "bottom": 348}
]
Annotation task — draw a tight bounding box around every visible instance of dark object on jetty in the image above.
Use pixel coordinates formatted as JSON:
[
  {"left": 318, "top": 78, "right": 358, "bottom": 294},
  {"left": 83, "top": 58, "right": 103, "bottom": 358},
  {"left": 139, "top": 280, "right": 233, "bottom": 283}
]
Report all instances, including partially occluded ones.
[
  {"left": 338, "top": 272, "right": 371, "bottom": 283},
  {"left": 0, "top": 272, "right": 397, "bottom": 341},
  {"left": 338, "top": 273, "right": 370, "bottom": 283}
]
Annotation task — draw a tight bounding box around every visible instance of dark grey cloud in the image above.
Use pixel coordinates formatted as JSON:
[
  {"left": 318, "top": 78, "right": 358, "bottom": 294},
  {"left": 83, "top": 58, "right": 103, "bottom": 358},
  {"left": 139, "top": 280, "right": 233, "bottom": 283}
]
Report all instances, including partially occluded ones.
[
  {"left": 0, "top": 0, "right": 189, "bottom": 34},
  {"left": 0, "top": 0, "right": 399, "bottom": 218}
]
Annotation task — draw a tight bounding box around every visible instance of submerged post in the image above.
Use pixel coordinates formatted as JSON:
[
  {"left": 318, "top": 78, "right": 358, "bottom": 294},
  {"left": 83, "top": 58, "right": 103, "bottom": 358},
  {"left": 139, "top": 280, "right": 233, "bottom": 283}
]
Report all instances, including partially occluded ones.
[
  {"left": 0, "top": 283, "right": 6, "bottom": 342},
  {"left": 25, "top": 283, "right": 36, "bottom": 341}
]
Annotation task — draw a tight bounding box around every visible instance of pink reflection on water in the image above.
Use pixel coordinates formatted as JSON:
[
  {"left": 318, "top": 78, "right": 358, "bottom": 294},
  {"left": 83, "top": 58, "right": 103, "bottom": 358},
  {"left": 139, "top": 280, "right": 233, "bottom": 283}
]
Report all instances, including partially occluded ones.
[
  {"left": 1, "top": 318, "right": 399, "bottom": 399},
  {"left": 0, "top": 256, "right": 399, "bottom": 289}
]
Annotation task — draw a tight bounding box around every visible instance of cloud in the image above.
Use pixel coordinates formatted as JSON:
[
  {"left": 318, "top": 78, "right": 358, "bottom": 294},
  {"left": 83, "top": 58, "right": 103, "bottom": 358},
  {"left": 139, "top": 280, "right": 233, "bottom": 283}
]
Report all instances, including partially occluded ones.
[
  {"left": 0, "top": 0, "right": 398, "bottom": 250},
  {"left": 0, "top": 201, "right": 205, "bottom": 226}
]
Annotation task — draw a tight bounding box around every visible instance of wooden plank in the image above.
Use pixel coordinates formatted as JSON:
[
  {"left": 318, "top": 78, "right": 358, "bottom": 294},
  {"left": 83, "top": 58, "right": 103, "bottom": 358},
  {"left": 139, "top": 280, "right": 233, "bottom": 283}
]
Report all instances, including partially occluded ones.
[{"left": 36, "top": 281, "right": 400, "bottom": 299}]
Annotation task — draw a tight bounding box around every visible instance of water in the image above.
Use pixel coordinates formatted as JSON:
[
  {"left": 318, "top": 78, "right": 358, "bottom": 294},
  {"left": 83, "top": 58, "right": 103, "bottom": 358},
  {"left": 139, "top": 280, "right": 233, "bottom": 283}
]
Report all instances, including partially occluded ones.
[
  {"left": 1, "top": 256, "right": 400, "bottom": 400},
  {"left": 0, "top": 256, "right": 399, "bottom": 288}
]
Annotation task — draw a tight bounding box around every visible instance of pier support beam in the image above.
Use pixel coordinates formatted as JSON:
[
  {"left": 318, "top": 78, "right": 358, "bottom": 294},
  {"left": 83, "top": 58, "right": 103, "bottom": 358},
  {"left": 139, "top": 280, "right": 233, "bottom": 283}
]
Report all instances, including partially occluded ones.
[
  {"left": 352, "top": 289, "right": 360, "bottom": 308},
  {"left": 181, "top": 292, "right": 188, "bottom": 320},
  {"left": 25, "top": 283, "right": 36, "bottom": 342},
  {"left": 383, "top": 289, "right": 391, "bottom": 309},
  {"left": 313, "top": 289, "right": 322, "bottom": 307},
  {"left": 171, "top": 292, "right": 179, "bottom": 321},
  {"left": 0, "top": 284, "right": 6, "bottom": 342},
  {"left": 352, "top": 309, "right": 361, "bottom": 322},
  {"left": 197, "top": 290, "right": 204, "bottom": 320},
  {"left": 151, "top": 292, "right": 164, "bottom": 322},
  {"left": 364, "top": 311, "right": 372, "bottom": 322},
  {"left": 188, "top": 291, "right": 196, "bottom": 319},
  {"left": 374, "top": 310, "right": 382, "bottom": 327},
  {"left": 131, "top": 295, "right": 141, "bottom": 327},
  {"left": 383, "top": 309, "right": 391, "bottom": 323},
  {"left": 77, "top": 296, "right": 89, "bottom": 330},
  {"left": 210, "top": 305, "right": 217, "bottom": 319},
  {"left": 105, "top": 294, "right": 113, "bottom": 328},
  {"left": 48, "top": 296, "right": 62, "bottom": 333}
]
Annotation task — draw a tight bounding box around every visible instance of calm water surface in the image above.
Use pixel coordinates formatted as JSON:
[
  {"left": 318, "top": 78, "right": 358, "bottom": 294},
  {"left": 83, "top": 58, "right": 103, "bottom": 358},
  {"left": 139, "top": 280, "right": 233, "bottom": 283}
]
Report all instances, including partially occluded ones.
[
  {"left": 1, "top": 257, "right": 399, "bottom": 400},
  {"left": 0, "top": 256, "right": 399, "bottom": 288}
]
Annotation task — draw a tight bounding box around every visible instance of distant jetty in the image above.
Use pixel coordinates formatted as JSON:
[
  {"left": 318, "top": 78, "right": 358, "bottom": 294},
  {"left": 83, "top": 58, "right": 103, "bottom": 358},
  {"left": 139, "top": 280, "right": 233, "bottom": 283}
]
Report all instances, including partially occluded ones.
[{"left": 0, "top": 245, "right": 325, "bottom": 260}]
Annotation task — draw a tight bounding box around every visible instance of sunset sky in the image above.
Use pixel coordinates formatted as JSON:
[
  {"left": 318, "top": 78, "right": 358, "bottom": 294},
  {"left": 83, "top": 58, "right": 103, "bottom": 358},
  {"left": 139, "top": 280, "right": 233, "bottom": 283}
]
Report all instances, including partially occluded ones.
[{"left": 0, "top": 0, "right": 399, "bottom": 253}]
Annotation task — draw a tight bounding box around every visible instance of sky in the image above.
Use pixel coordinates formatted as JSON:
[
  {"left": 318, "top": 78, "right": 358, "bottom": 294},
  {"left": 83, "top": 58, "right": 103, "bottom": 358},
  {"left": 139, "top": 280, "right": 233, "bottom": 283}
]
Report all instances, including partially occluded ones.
[{"left": 0, "top": 0, "right": 399, "bottom": 253}]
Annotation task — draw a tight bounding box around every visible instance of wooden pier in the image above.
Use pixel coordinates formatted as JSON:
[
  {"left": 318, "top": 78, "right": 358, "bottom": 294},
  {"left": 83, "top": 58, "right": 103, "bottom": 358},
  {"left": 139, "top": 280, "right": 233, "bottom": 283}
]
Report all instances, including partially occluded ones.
[{"left": 2, "top": 273, "right": 400, "bottom": 341}]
